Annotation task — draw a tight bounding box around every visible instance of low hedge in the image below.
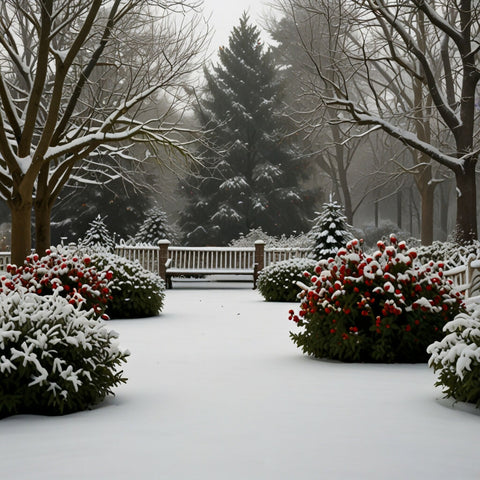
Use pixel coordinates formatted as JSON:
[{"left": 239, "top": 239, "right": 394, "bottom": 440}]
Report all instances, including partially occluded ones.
[{"left": 258, "top": 258, "right": 318, "bottom": 302}]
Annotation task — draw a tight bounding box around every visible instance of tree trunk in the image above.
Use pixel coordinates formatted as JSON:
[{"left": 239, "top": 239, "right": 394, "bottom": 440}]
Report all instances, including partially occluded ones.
[
  {"left": 9, "top": 201, "right": 32, "bottom": 266},
  {"left": 396, "top": 190, "right": 402, "bottom": 229},
  {"left": 455, "top": 162, "right": 477, "bottom": 243},
  {"left": 34, "top": 200, "right": 52, "bottom": 256},
  {"left": 420, "top": 184, "right": 434, "bottom": 245}
]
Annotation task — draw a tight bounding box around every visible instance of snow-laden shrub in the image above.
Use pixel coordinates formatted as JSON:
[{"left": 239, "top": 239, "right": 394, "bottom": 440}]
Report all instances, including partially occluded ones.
[
  {"left": 79, "top": 215, "right": 116, "bottom": 253},
  {"left": 91, "top": 251, "right": 165, "bottom": 318},
  {"left": 230, "top": 227, "right": 312, "bottom": 248},
  {"left": 427, "top": 300, "right": 480, "bottom": 407},
  {"left": 289, "top": 235, "right": 465, "bottom": 363},
  {"left": 258, "top": 258, "right": 318, "bottom": 302},
  {"left": 0, "top": 287, "right": 129, "bottom": 418},
  {"left": 416, "top": 240, "right": 480, "bottom": 269},
  {"left": 6, "top": 247, "right": 111, "bottom": 317}
]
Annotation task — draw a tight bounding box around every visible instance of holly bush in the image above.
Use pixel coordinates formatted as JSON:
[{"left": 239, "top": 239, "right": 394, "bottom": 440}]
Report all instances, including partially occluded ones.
[
  {"left": 427, "top": 301, "right": 480, "bottom": 407},
  {"left": 258, "top": 258, "right": 318, "bottom": 302},
  {"left": 90, "top": 251, "right": 165, "bottom": 319},
  {"left": 0, "top": 287, "right": 129, "bottom": 418},
  {"left": 289, "top": 236, "right": 465, "bottom": 363},
  {"left": 6, "top": 247, "right": 111, "bottom": 317}
]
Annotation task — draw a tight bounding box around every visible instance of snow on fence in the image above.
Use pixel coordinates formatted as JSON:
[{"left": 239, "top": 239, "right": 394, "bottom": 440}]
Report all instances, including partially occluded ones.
[
  {"left": 444, "top": 256, "right": 480, "bottom": 298},
  {"left": 114, "top": 240, "right": 310, "bottom": 287},
  {"left": 0, "top": 252, "right": 11, "bottom": 270}
]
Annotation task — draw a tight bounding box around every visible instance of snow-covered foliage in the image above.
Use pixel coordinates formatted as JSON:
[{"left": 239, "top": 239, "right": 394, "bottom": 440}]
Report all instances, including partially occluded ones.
[
  {"left": 289, "top": 235, "right": 465, "bottom": 363},
  {"left": 133, "top": 207, "right": 178, "bottom": 245},
  {"left": 416, "top": 240, "right": 480, "bottom": 269},
  {"left": 308, "top": 201, "right": 353, "bottom": 260},
  {"left": 90, "top": 251, "right": 165, "bottom": 319},
  {"left": 79, "top": 215, "right": 115, "bottom": 253},
  {"left": 427, "top": 300, "right": 480, "bottom": 407},
  {"left": 229, "top": 227, "right": 312, "bottom": 248},
  {"left": 0, "top": 286, "right": 129, "bottom": 418},
  {"left": 6, "top": 246, "right": 111, "bottom": 317},
  {"left": 179, "top": 14, "right": 311, "bottom": 245},
  {"left": 258, "top": 258, "right": 318, "bottom": 302}
]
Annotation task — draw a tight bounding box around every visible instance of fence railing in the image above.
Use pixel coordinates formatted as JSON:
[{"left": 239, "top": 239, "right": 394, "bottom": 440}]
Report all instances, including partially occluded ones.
[
  {"left": 114, "top": 240, "right": 310, "bottom": 283},
  {"left": 444, "top": 256, "right": 480, "bottom": 298},
  {"left": 0, "top": 252, "right": 11, "bottom": 270}
]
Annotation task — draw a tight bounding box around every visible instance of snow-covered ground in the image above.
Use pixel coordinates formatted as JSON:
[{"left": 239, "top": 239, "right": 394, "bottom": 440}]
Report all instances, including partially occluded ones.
[{"left": 2, "top": 280, "right": 480, "bottom": 479}]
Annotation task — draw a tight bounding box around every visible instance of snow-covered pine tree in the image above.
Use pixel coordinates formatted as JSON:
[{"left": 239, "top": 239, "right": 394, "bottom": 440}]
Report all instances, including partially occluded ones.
[
  {"left": 179, "top": 13, "right": 311, "bottom": 245},
  {"left": 309, "top": 201, "right": 353, "bottom": 259},
  {"left": 79, "top": 215, "right": 116, "bottom": 252},
  {"left": 134, "top": 207, "right": 177, "bottom": 244}
]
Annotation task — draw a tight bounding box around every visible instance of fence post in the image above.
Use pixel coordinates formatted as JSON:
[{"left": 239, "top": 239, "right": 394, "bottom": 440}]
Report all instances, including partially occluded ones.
[
  {"left": 254, "top": 240, "right": 265, "bottom": 288},
  {"left": 158, "top": 240, "right": 170, "bottom": 283}
]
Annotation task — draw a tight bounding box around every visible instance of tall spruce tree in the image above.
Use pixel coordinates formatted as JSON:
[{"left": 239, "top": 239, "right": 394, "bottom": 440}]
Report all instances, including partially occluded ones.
[{"left": 180, "top": 14, "right": 311, "bottom": 245}]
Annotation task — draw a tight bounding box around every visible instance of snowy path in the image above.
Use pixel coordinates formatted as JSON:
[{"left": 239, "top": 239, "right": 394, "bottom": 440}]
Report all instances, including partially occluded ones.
[{"left": 1, "top": 282, "right": 480, "bottom": 479}]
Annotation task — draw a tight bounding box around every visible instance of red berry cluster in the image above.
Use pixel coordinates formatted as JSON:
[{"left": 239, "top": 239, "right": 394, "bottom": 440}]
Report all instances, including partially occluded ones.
[
  {"left": 289, "top": 235, "right": 465, "bottom": 362},
  {"left": 3, "top": 247, "right": 113, "bottom": 318}
]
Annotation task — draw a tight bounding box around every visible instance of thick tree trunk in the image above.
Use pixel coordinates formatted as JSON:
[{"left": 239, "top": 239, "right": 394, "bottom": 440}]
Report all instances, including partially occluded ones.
[
  {"left": 9, "top": 201, "right": 32, "bottom": 266},
  {"left": 34, "top": 200, "right": 52, "bottom": 256},
  {"left": 455, "top": 162, "right": 477, "bottom": 243}
]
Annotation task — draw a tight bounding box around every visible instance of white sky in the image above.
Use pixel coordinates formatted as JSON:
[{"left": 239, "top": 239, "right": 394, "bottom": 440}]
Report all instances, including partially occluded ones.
[{"left": 201, "top": 0, "right": 275, "bottom": 57}]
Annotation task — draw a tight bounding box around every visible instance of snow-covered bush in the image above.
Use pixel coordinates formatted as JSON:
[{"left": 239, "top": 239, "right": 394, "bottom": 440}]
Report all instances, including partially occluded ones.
[
  {"left": 258, "top": 258, "right": 318, "bottom": 302},
  {"left": 416, "top": 240, "right": 480, "bottom": 269},
  {"left": 0, "top": 287, "right": 129, "bottom": 418},
  {"left": 289, "top": 235, "right": 465, "bottom": 363},
  {"left": 79, "top": 215, "right": 116, "bottom": 253},
  {"left": 308, "top": 201, "right": 353, "bottom": 260},
  {"left": 6, "top": 247, "right": 111, "bottom": 317},
  {"left": 427, "top": 300, "right": 480, "bottom": 407},
  {"left": 230, "top": 227, "right": 312, "bottom": 248},
  {"left": 91, "top": 251, "right": 165, "bottom": 318},
  {"left": 134, "top": 206, "right": 178, "bottom": 244}
]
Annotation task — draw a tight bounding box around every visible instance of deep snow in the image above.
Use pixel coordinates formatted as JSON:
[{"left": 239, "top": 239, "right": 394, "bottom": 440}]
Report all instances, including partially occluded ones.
[{"left": 1, "top": 280, "right": 480, "bottom": 479}]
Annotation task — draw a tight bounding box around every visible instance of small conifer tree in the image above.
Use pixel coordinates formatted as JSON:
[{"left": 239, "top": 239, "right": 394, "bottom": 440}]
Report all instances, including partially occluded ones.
[
  {"left": 79, "top": 215, "right": 115, "bottom": 252},
  {"left": 309, "top": 201, "right": 353, "bottom": 259},
  {"left": 134, "top": 207, "right": 177, "bottom": 244}
]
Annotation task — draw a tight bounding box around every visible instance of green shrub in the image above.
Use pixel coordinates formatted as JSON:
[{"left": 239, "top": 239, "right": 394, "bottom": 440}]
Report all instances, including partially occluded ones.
[
  {"left": 289, "top": 236, "right": 465, "bottom": 363},
  {"left": 91, "top": 251, "right": 165, "bottom": 318},
  {"left": 0, "top": 288, "right": 129, "bottom": 418},
  {"left": 427, "top": 301, "right": 480, "bottom": 407},
  {"left": 258, "top": 258, "right": 318, "bottom": 302}
]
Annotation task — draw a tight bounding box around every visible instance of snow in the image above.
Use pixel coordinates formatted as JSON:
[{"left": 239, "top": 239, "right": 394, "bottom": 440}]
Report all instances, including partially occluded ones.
[{"left": 1, "top": 282, "right": 480, "bottom": 479}]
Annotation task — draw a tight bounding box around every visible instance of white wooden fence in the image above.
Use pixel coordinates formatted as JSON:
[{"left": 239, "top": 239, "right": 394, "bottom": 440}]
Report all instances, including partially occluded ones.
[
  {"left": 115, "top": 240, "right": 310, "bottom": 286},
  {"left": 444, "top": 256, "right": 480, "bottom": 298}
]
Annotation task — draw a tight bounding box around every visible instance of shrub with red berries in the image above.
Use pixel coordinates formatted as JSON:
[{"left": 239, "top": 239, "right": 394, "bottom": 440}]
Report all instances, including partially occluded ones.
[
  {"left": 289, "top": 235, "right": 465, "bottom": 363},
  {"left": 5, "top": 247, "right": 112, "bottom": 317}
]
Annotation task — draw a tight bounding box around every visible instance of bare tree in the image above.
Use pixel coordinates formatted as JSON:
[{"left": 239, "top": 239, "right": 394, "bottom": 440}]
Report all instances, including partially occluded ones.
[
  {"left": 269, "top": 0, "right": 400, "bottom": 227},
  {"left": 0, "top": 0, "right": 208, "bottom": 264},
  {"left": 311, "top": 0, "right": 480, "bottom": 243}
]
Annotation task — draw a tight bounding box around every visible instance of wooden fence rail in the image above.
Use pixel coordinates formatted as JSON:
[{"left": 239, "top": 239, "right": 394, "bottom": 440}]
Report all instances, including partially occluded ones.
[{"left": 115, "top": 240, "right": 311, "bottom": 287}]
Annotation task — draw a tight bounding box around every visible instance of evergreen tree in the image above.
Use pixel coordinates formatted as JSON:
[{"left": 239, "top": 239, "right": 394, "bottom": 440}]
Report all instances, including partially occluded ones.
[
  {"left": 134, "top": 207, "right": 178, "bottom": 244},
  {"left": 79, "top": 215, "right": 116, "bottom": 252},
  {"left": 309, "top": 201, "right": 353, "bottom": 259},
  {"left": 180, "top": 13, "right": 311, "bottom": 245}
]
